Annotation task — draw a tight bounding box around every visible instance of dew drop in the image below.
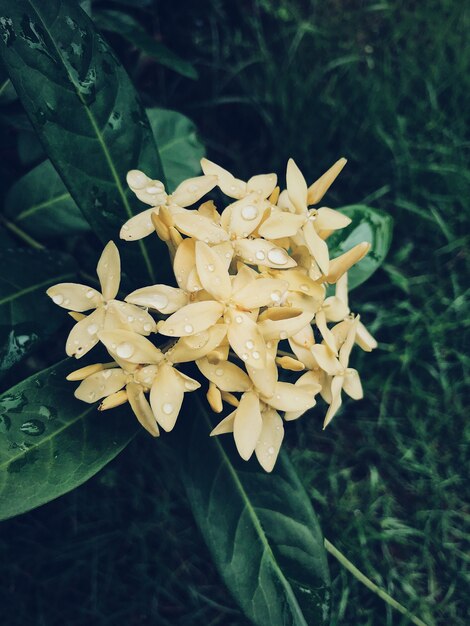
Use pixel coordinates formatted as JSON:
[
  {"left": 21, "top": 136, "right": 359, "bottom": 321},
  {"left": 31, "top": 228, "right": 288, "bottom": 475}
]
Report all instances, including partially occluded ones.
[
  {"left": 127, "top": 315, "right": 134, "bottom": 322},
  {"left": 87, "top": 323, "right": 99, "bottom": 335},
  {"left": 235, "top": 315, "right": 243, "bottom": 324},
  {"left": 300, "top": 284, "right": 309, "bottom": 293},
  {"left": 241, "top": 205, "right": 258, "bottom": 220},
  {"left": 252, "top": 351, "right": 260, "bottom": 360},
  {"left": 86, "top": 290, "right": 95, "bottom": 299},
  {"left": 242, "top": 353, "right": 249, "bottom": 361},
  {"left": 215, "top": 368, "right": 224, "bottom": 376},
  {"left": 116, "top": 342, "right": 134, "bottom": 359},
  {"left": 189, "top": 184, "right": 199, "bottom": 192},
  {"left": 270, "top": 290, "right": 281, "bottom": 302},
  {"left": 207, "top": 264, "right": 215, "bottom": 272},
  {"left": 268, "top": 446, "right": 275, "bottom": 455},
  {"left": 102, "top": 370, "right": 112, "bottom": 379},
  {"left": 64, "top": 298, "right": 70, "bottom": 306},
  {"left": 167, "top": 329, "right": 175, "bottom": 335},
  {"left": 267, "top": 248, "right": 289, "bottom": 266},
  {"left": 162, "top": 403, "right": 173, "bottom": 415},
  {"left": 143, "top": 323, "right": 153, "bottom": 332},
  {"left": 245, "top": 340, "right": 254, "bottom": 350},
  {"left": 146, "top": 185, "right": 160, "bottom": 194},
  {"left": 184, "top": 324, "right": 193, "bottom": 333},
  {"left": 255, "top": 250, "right": 266, "bottom": 261},
  {"left": 52, "top": 294, "right": 64, "bottom": 305},
  {"left": 151, "top": 293, "right": 169, "bottom": 309},
  {"left": 230, "top": 185, "right": 237, "bottom": 191}
]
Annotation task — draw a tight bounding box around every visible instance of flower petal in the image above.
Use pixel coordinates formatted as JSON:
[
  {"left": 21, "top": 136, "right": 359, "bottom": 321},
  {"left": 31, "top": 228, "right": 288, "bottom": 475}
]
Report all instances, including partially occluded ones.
[
  {"left": 171, "top": 175, "right": 217, "bottom": 207},
  {"left": 311, "top": 344, "right": 342, "bottom": 376},
  {"left": 120, "top": 208, "right": 157, "bottom": 241},
  {"left": 255, "top": 409, "right": 284, "bottom": 472},
  {"left": 288, "top": 325, "right": 316, "bottom": 369},
  {"left": 286, "top": 158, "right": 308, "bottom": 213},
  {"left": 258, "top": 308, "right": 314, "bottom": 341},
  {"left": 66, "top": 307, "right": 106, "bottom": 358},
  {"left": 356, "top": 321, "right": 378, "bottom": 352},
  {"left": 196, "top": 357, "right": 251, "bottom": 392},
  {"left": 263, "top": 381, "right": 317, "bottom": 412},
  {"left": 323, "top": 375, "right": 344, "bottom": 428},
  {"left": 47, "top": 283, "right": 102, "bottom": 312},
  {"left": 231, "top": 277, "right": 288, "bottom": 309},
  {"left": 343, "top": 368, "right": 363, "bottom": 400},
  {"left": 150, "top": 364, "right": 186, "bottom": 432},
  {"left": 234, "top": 238, "right": 296, "bottom": 268},
  {"left": 99, "top": 329, "right": 164, "bottom": 364},
  {"left": 195, "top": 241, "right": 232, "bottom": 301},
  {"left": 200, "top": 158, "right": 247, "bottom": 199},
  {"left": 158, "top": 301, "right": 224, "bottom": 337},
  {"left": 315, "top": 310, "right": 337, "bottom": 354},
  {"left": 258, "top": 211, "right": 305, "bottom": 239},
  {"left": 307, "top": 158, "right": 347, "bottom": 205},
  {"left": 126, "top": 382, "right": 160, "bottom": 437},
  {"left": 327, "top": 242, "right": 370, "bottom": 284},
  {"left": 210, "top": 410, "right": 236, "bottom": 436},
  {"left": 233, "top": 391, "right": 262, "bottom": 460},
  {"left": 126, "top": 170, "right": 167, "bottom": 206},
  {"left": 284, "top": 370, "right": 323, "bottom": 419},
  {"left": 74, "top": 367, "right": 127, "bottom": 403},
  {"left": 168, "top": 324, "right": 227, "bottom": 363},
  {"left": 315, "top": 206, "right": 351, "bottom": 231},
  {"left": 302, "top": 220, "right": 329, "bottom": 275},
  {"left": 107, "top": 300, "right": 156, "bottom": 335},
  {"left": 228, "top": 194, "right": 267, "bottom": 237},
  {"left": 227, "top": 311, "right": 266, "bottom": 369},
  {"left": 97, "top": 241, "right": 121, "bottom": 301},
  {"left": 126, "top": 284, "right": 189, "bottom": 314},
  {"left": 322, "top": 296, "right": 350, "bottom": 322},
  {"left": 247, "top": 340, "right": 278, "bottom": 398},
  {"left": 246, "top": 173, "right": 277, "bottom": 199},
  {"left": 172, "top": 210, "right": 229, "bottom": 243},
  {"left": 339, "top": 316, "right": 359, "bottom": 368}
]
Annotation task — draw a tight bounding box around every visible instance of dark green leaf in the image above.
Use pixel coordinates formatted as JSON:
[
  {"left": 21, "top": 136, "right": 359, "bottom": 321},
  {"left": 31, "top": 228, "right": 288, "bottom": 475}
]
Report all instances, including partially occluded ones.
[
  {"left": 147, "top": 107, "right": 205, "bottom": 192},
  {"left": 0, "top": 248, "right": 76, "bottom": 376},
  {"left": 94, "top": 9, "right": 198, "bottom": 80},
  {"left": 5, "top": 160, "right": 89, "bottom": 237},
  {"left": 330, "top": 205, "right": 393, "bottom": 290},
  {"left": 17, "top": 129, "right": 45, "bottom": 165},
  {"left": 0, "top": 0, "right": 167, "bottom": 284},
  {"left": 0, "top": 359, "right": 138, "bottom": 521},
  {"left": 177, "top": 395, "right": 331, "bottom": 626},
  {"left": 0, "top": 76, "right": 15, "bottom": 103}
]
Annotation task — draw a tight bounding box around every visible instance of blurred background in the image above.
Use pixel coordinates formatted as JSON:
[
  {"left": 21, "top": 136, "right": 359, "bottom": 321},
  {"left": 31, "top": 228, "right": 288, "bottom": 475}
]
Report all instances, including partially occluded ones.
[{"left": 0, "top": 1, "right": 468, "bottom": 624}]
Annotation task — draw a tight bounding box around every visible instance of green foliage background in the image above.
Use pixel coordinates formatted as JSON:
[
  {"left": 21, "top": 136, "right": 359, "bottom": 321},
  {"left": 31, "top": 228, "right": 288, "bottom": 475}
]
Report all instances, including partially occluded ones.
[{"left": 0, "top": 1, "right": 468, "bottom": 625}]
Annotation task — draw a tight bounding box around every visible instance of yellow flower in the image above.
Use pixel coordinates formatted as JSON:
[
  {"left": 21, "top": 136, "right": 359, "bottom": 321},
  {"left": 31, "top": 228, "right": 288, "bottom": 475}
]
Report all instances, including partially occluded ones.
[
  {"left": 201, "top": 157, "right": 277, "bottom": 201},
  {"left": 47, "top": 242, "right": 156, "bottom": 358}
]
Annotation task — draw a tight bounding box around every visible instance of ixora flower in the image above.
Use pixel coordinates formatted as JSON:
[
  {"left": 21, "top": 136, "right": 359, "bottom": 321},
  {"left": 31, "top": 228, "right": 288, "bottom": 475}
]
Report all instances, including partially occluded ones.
[{"left": 47, "top": 156, "right": 378, "bottom": 473}]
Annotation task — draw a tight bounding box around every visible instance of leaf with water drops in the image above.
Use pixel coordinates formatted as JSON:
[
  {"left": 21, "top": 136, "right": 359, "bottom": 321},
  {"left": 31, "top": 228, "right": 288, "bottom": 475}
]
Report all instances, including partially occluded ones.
[
  {"left": 0, "top": 360, "right": 138, "bottom": 521},
  {"left": 173, "top": 394, "right": 331, "bottom": 626},
  {"left": 5, "top": 160, "right": 89, "bottom": 237},
  {"left": 0, "top": 248, "right": 76, "bottom": 377},
  {"left": 0, "top": 0, "right": 167, "bottom": 283},
  {"left": 329, "top": 205, "right": 393, "bottom": 290}
]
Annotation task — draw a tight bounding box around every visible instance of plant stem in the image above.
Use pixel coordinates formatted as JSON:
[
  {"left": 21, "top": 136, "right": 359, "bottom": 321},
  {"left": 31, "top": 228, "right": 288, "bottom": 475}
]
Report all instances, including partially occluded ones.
[
  {"left": 1, "top": 217, "right": 44, "bottom": 250},
  {"left": 324, "top": 538, "right": 429, "bottom": 626}
]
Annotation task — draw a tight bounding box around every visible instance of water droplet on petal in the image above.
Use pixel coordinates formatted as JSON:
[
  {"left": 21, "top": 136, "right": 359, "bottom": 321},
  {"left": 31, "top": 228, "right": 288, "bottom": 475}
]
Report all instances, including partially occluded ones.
[
  {"left": 270, "top": 291, "right": 281, "bottom": 303},
  {"left": 215, "top": 368, "right": 224, "bottom": 376},
  {"left": 143, "top": 323, "right": 153, "bottom": 332},
  {"left": 102, "top": 370, "right": 112, "bottom": 379},
  {"left": 268, "top": 446, "right": 275, "bottom": 455},
  {"left": 245, "top": 340, "right": 254, "bottom": 350},
  {"left": 162, "top": 402, "right": 173, "bottom": 415},
  {"left": 116, "top": 342, "right": 134, "bottom": 359},
  {"left": 189, "top": 184, "right": 199, "bottom": 192},
  {"left": 207, "top": 264, "right": 215, "bottom": 272},
  {"left": 235, "top": 315, "right": 243, "bottom": 324},
  {"left": 87, "top": 323, "right": 99, "bottom": 335},
  {"left": 127, "top": 315, "right": 134, "bottom": 322},
  {"left": 241, "top": 205, "right": 258, "bottom": 220},
  {"left": 86, "top": 289, "right": 96, "bottom": 299},
  {"left": 255, "top": 251, "right": 266, "bottom": 261},
  {"left": 184, "top": 324, "right": 193, "bottom": 333},
  {"left": 300, "top": 284, "right": 309, "bottom": 293},
  {"left": 52, "top": 294, "right": 64, "bottom": 305},
  {"left": 252, "top": 351, "right": 260, "bottom": 360},
  {"left": 146, "top": 185, "right": 160, "bottom": 194},
  {"left": 242, "top": 353, "right": 249, "bottom": 361},
  {"left": 152, "top": 293, "right": 169, "bottom": 309},
  {"left": 267, "top": 248, "right": 289, "bottom": 266}
]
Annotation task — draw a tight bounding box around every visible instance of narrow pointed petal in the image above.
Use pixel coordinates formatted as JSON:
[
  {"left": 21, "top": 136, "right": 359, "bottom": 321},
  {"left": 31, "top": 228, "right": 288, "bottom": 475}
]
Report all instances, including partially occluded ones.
[
  {"left": 271, "top": 269, "right": 325, "bottom": 300},
  {"left": 172, "top": 211, "right": 229, "bottom": 243},
  {"left": 234, "top": 391, "right": 263, "bottom": 460},
  {"left": 158, "top": 301, "right": 224, "bottom": 337},
  {"left": 107, "top": 300, "right": 156, "bottom": 335},
  {"left": 315, "top": 206, "right": 351, "bottom": 231},
  {"left": 302, "top": 220, "right": 329, "bottom": 275},
  {"left": 343, "top": 368, "right": 363, "bottom": 399},
  {"left": 327, "top": 242, "right": 371, "bottom": 284},
  {"left": 127, "top": 170, "right": 166, "bottom": 206},
  {"left": 120, "top": 208, "right": 158, "bottom": 241},
  {"left": 335, "top": 272, "right": 349, "bottom": 307},
  {"left": 247, "top": 173, "right": 277, "bottom": 198},
  {"left": 200, "top": 158, "right": 247, "bottom": 199},
  {"left": 74, "top": 367, "right": 127, "bottom": 403},
  {"left": 150, "top": 364, "right": 185, "bottom": 432},
  {"left": 311, "top": 344, "right": 342, "bottom": 376},
  {"left": 228, "top": 194, "right": 267, "bottom": 237},
  {"left": 171, "top": 175, "right": 217, "bottom": 207},
  {"left": 126, "top": 284, "right": 188, "bottom": 314},
  {"left": 67, "top": 363, "right": 107, "bottom": 381},
  {"left": 323, "top": 375, "right": 344, "bottom": 428},
  {"left": 198, "top": 200, "right": 220, "bottom": 222},
  {"left": 99, "top": 390, "right": 128, "bottom": 411},
  {"left": 210, "top": 410, "right": 236, "bottom": 436},
  {"left": 323, "top": 296, "right": 349, "bottom": 322},
  {"left": 315, "top": 309, "right": 337, "bottom": 354},
  {"left": 231, "top": 277, "right": 288, "bottom": 309},
  {"left": 227, "top": 312, "right": 266, "bottom": 369},
  {"left": 289, "top": 325, "right": 316, "bottom": 369},
  {"left": 286, "top": 158, "right": 308, "bottom": 213},
  {"left": 97, "top": 241, "right": 121, "bottom": 301},
  {"left": 66, "top": 307, "right": 106, "bottom": 358},
  {"left": 126, "top": 382, "right": 159, "bottom": 436},
  {"left": 263, "top": 381, "right": 317, "bottom": 413},
  {"left": 356, "top": 321, "right": 378, "bottom": 352},
  {"left": 174, "top": 369, "right": 201, "bottom": 392},
  {"left": 247, "top": 339, "right": 278, "bottom": 398},
  {"left": 339, "top": 316, "right": 359, "bottom": 368},
  {"left": 212, "top": 242, "right": 234, "bottom": 270},
  {"left": 307, "top": 158, "right": 347, "bottom": 205},
  {"left": 99, "top": 329, "right": 164, "bottom": 364},
  {"left": 258, "top": 308, "right": 314, "bottom": 341},
  {"left": 255, "top": 409, "right": 284, "bottom": 472},
  {"left": 47, "top": 283, "right": 102, "bottom": 312},
  {"left": 173, "top": 237, "right": 196, "bottom": 290},
  {"left": 277, "top": 189, "right": 296, "bottom": 212},
  {"left": 258, "top": 211, "right": 305, "bottom": 239},
  {"left": 207, "top": 382, "right": 223, "bottom": 413},
  {"left": 195, "top": 241, "right": 232, "bottom": 301},
  {"left": 234, "top": 238, "right": 297, "bottom": 268},
  {"left": 276, "top": 355, "right": 305, "bottom": 371},
  {"left": 167, "top": 324, "right": 227, "bottom": 363},
  {"left": 196, "top": 357, "right": 251, "bottom": 392}
]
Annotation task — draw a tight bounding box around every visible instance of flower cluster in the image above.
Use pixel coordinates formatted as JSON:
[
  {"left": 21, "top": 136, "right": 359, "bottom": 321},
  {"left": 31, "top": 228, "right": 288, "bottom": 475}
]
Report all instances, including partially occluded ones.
[{"left": 47, "top": 157, "right": 377, "bottom": 471}]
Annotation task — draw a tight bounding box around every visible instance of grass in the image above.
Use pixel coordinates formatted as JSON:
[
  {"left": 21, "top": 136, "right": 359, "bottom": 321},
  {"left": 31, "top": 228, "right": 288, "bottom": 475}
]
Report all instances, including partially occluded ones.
[{"left": 0, "top": 0, "right": 469, "bottom": 624}]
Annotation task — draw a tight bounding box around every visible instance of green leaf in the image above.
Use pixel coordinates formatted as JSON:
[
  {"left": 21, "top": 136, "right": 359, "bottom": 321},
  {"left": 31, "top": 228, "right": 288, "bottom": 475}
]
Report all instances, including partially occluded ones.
[
  {"left": 177, "top": 395, "right": 331, "bottom": 626},
  {"left": 0, "top": 0, "right": 166, "bottom": 284},
  {"left": 17, "top": 129, "right": 45, "bottom": 165},
  {"left": 0, "top": 360, "right": 138, "bottom": 521},
  {"left": 94, "top": 9, "right": 198, "bottom": 80},
  {"left": 0, "top": 248, "right": 76, "bottom": 376},
  {"left": 147, "top": 107, "right": 205, "bottom": 192},
  {"left": 330, "top": 205, "right": 394, "bottom": 290},
  {"left": 5, "top": 160, "right": 89, "bottom": 237}
]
